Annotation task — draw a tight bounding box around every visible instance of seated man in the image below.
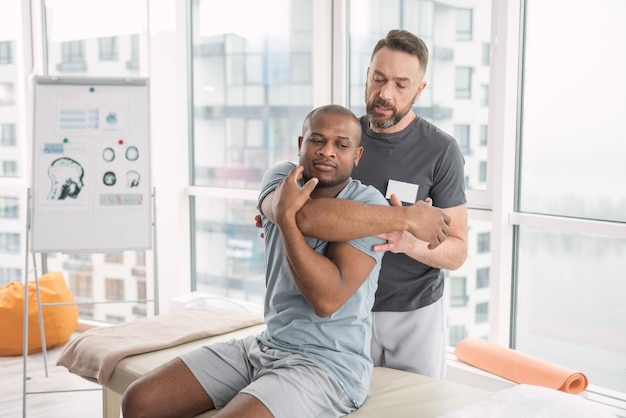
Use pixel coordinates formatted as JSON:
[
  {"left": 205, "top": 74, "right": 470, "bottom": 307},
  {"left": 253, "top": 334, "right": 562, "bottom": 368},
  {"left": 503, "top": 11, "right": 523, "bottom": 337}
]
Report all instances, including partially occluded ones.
[{"left": 121, "top": 104, "right": 450, "bottom": 418}]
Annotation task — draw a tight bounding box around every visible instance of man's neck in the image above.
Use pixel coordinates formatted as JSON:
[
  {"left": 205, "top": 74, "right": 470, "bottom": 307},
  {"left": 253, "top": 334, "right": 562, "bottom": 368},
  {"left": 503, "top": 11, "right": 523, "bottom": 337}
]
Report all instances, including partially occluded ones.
[{"left": 310, "top": 180, "right": 349, "bottom": 199}]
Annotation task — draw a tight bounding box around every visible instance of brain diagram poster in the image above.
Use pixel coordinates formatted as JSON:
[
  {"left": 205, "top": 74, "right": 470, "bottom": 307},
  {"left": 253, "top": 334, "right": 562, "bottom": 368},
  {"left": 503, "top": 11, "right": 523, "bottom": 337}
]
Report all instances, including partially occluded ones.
[{"left": 31, "top": 77, "right": 151, "bottom": 252}]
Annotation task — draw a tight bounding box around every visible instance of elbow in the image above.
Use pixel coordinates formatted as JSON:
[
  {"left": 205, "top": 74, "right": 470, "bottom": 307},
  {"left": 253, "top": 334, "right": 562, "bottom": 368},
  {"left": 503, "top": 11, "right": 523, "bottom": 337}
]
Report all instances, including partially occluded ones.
[
  {"left": 295, "top": 210, "right": 315, "bottom": 236},
  {"left": 446, "top": 246, "right": 468, "bottom": 270},
  {"left": 447, "top": 257, "right": 466, "bottom": 271},
  {"left": 311, "top": 300, "right": 340, "bottom": 318}
]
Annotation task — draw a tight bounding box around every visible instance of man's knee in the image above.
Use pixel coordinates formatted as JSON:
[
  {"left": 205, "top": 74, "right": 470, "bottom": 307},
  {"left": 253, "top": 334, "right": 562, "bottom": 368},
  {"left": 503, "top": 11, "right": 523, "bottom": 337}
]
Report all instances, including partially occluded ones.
[{"left": 121, "top": 380, "right": 151, "bottom": 418}]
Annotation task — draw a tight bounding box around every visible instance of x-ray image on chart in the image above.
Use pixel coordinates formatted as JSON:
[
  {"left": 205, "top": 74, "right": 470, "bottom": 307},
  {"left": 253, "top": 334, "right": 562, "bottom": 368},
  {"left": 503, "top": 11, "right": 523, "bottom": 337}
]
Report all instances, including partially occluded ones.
[
  {"left": 48, "top": 157, "right": 85, "bottom": 200},
  {"left": 126, "top": 170, "right": 140, "bottom": 187},
  {"left": 35, "top": 141, "right": 91, "bottom": 211},
  {"left": 55, "top": 91, "right": 129, "bottom": 135}
]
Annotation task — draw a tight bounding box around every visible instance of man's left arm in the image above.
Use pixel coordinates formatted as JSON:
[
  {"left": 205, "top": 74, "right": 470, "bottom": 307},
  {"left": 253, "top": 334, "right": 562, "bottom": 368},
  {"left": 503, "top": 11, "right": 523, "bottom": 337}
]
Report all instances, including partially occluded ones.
[
  {"left": 268, "top": 166, "right": 377, "bottom": 318},
  {"left": 374, "top": 200, "right": 467, "bottom": 270}
]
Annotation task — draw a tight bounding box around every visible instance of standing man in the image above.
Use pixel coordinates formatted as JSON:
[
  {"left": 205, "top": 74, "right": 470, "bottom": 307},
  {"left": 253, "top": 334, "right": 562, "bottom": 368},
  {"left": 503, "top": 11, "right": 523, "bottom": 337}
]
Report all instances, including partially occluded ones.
[
  {"left": 354, "top": 29, "right": 467, "bottom": 378},
  {"left": 280, "top": 29, "right": 467, "bottom": 379}
]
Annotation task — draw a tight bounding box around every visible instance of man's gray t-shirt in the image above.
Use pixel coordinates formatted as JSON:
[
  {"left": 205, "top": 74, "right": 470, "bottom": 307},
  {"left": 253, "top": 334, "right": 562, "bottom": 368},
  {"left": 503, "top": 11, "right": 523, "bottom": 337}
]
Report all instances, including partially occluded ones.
[
  {"left": 352, "top": 115, "right": 466, "bottom": 312},
  {"left": 257, "top": 161, "right": 387, "bottom": 407}
]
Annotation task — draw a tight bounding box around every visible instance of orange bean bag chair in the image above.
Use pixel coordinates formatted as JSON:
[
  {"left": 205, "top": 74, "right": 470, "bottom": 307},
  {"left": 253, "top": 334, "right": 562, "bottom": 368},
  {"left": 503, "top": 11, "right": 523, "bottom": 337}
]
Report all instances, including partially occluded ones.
[{"left": 0, "top": 271, "right": 79, "bottom": 356}]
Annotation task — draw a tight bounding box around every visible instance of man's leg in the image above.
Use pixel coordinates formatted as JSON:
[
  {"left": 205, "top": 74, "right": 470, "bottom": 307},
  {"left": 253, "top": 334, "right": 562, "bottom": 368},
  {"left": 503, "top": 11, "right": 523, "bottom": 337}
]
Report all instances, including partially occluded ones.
[
  {"left": 123, "top": 335, "right": 263, "bottom": 418},
  {"left": 371, "top": 298, "right": 447, "bottom": 378},
  {"left": 122, "top": 357, "right": 217, "bottom": 418}
]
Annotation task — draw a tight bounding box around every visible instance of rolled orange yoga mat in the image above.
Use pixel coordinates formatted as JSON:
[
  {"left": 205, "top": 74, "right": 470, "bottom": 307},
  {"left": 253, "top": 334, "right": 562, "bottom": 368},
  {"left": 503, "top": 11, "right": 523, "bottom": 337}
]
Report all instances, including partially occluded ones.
[{"left": 454, "top": 337, "right": 588, "bottom": 394}]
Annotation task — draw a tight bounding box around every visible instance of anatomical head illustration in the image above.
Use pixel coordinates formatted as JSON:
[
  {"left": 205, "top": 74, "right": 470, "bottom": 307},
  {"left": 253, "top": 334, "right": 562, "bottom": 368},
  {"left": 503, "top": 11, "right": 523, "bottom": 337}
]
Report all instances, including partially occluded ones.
[{"left": 47, "top": 157, "right": 85, "bottom": 200}]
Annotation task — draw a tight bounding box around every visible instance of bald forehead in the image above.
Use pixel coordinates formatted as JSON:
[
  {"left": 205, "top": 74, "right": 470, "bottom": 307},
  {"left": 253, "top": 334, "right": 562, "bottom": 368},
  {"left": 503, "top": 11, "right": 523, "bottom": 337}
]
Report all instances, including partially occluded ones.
[
  {"left": 303, "top": 106, "right": 360, "bottom": 132},
  {"left": 304, "top": 111, "right": 362, "bottom": 145}
]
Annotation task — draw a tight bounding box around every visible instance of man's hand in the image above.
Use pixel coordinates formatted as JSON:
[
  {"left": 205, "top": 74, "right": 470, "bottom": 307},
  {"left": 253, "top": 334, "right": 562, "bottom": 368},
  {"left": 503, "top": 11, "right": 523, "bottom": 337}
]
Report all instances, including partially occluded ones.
[
  {"left": 393, "top": 194, "right": 451, "bottom": 250},
  {"left": 271, "top": 165, "right": 318, "bottom": 226},
  {"left": 254, "top": 211, "right": 264, "bottom": 238}
]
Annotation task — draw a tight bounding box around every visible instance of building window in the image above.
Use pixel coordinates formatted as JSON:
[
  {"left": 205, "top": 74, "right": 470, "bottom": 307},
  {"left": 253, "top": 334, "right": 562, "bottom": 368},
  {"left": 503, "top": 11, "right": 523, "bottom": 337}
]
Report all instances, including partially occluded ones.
[
  {"left": 1, "top": 160, "right": 18, "bottom": 177},
  {"left": 70, "top": 272, "right": 93, "bottom": 299},
  {"left": 57, "top": 40, "right": 87, "bottom": 72},
  {"left": 455, "top": 67, "right": 472, "bottom": 99},
  {"left": 454, "top": 124, "right": 471, "bottom": 155},
  {"left": 61, "top": 40, "right": 85, "bottom": 62},
  {"left": 104, "top": 251, "right": 124, "bottom": 263},
  {"left": 449, "top": 325, "right": 468, "bottom": 346},
  {"left": 105, "top": 278, "right": 125, "bottom": 301},
  {"left": 449, "top": 276, "right": 468, "bottom": 307},
  {"left": 105, "top": 314, "right": 125, "bottom": 324},
  {"left": 475, "top": 302, "right": 489, "bottom": 323},
  {"left": 480, "top": 124, "right": 488, "bottom": 146},
  {"left": 99, "top": 36, "right": 119, "bottom": 61},
  {"left": 291, "top": 52, "right": 312, "bottom": 84},
  {"left": 0, "top": 83, "right": 15, "bottom": 105},
  {"left": 127, "top": 34, "right": 139, "bottom": 70},
  {"left": 456, "top": 8, "right": 473, "bottom": 41},
  {"left": 0, "top": 196, "right": 18, "bottom": 218},
  {"left": 476, "top": 267, "right": 490, "bottom": 289},
  {"left": 137, "top": 280, "right": 146, "bottom": 300},
  {"left": 0, "top": 267, "right": 21, "bottom": 286},
  {"left": 482, "top": 42, "right": 490, "bottom": 66},
  {"left": 479, "top": 161, "right": 487, "bottom": 183},
  {"left": 481, "top": 84, "right": 489, "bottom": 106},
  {"left": 477, "top": 232, "right": 491, "bottom": 254},
  {"left": 1, "top": 123, "right": 16, "bottom": 146},
  {"left": 135, "top": 250, "right": 146, "bottom": 266},
  {"left": 0, "top": 232, "right": 20, "bottom": 254},
  {"left": 0, "top": 41, "right": 13, "bottom": 65}
]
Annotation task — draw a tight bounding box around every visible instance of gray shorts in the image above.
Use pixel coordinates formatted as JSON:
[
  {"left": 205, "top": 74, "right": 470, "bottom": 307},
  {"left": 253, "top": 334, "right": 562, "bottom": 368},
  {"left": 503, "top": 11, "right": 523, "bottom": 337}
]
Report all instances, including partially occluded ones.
[
  {"left": 180, "top": 335, "right": 354, "bottom": 418},
  {"left": 370, "top": 298, "right": 447, "bottom": 378}
]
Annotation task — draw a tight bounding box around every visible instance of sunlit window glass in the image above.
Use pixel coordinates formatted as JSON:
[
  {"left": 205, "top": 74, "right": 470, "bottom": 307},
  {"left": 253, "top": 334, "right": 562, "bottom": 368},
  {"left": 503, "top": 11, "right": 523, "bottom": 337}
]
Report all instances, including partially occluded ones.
[
  {"left": 516, "top": 226, "right": 626, "bottom": 393},
  {"left": 191, "top": 0, "right": 313, "bottom": 189},
  {"left": 517, "top": 0, "right": 626, "bottom": 394},
  {"left": 45, "top": 0, "right": 146, "bottom": 77},
  {"left": 519, "top": 0, "right": 626, "bottom": 222},
  {"left": 193, "top": 197, "right": 265, "bottom": 304},
  {"left": 190, "top": 0, "right": 315, "bottom": 297},
  {"left": 445, "top": 218, "right": 492, "bottom": 345},
  {"left": 0, "top": 0, "right": 24, "bottom": 284}
]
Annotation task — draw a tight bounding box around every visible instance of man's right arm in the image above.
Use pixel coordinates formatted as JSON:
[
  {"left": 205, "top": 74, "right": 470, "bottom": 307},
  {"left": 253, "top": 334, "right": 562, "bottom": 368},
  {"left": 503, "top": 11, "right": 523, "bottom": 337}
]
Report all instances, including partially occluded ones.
[{"left": 295, "top": 196, "right": 450, "bottom": 250}]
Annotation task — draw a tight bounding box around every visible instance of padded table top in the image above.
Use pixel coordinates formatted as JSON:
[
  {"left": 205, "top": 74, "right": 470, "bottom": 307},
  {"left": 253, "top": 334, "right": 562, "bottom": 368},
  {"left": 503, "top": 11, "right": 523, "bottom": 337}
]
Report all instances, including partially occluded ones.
[{"left": 105, "top": 324, "right": 492, "bottom": 417}]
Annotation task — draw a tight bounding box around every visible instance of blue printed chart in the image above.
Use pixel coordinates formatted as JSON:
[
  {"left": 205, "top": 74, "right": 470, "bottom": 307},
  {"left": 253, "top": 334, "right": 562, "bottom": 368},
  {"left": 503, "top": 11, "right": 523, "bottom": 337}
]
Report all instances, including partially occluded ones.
[{"left": 31, "top": 76, "right": 152, "bottom": 253}]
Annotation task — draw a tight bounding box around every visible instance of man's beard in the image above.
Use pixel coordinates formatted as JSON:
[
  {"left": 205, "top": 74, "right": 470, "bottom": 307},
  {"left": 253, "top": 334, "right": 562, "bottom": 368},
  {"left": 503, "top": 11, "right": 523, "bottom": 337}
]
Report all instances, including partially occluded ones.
[
  {"left": 301, "top": 170, "right": 343, "bottom": 189},
  {"left": 365, "top": 95, "right": 415, "bottom": 130}
]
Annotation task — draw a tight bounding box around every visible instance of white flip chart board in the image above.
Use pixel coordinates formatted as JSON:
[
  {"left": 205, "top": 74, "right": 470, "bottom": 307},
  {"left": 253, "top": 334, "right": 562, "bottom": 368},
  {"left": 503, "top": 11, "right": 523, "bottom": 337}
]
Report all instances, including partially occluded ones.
[{"left": 31, "top": 76, "right": 152, "bottom": 253}]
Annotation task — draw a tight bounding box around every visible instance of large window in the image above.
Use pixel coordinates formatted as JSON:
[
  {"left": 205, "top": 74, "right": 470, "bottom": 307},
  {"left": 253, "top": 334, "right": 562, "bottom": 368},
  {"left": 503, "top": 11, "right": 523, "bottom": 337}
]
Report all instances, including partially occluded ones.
[
  {"left": 45, "top": 0, "right": 145, "bottom": 77},
  {"left": 0, "top": 0, "right": 24, "bottom": 287},
  {"left": 189, "top": 0, "right": 317, "bottom": 299},
  {"left": 515, "top": 0, "right": 626, "bottom": 393}
]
